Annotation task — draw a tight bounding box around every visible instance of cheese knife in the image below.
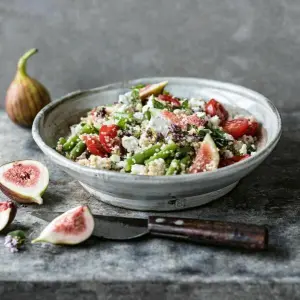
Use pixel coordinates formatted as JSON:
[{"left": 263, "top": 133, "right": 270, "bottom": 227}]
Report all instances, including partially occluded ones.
[{"left": 30, "top": 211, "right": 268, "bottom": 250}]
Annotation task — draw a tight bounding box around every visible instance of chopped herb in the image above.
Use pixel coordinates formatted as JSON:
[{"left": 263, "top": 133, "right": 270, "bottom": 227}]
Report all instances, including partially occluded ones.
[
  {"left": 131, "top": 84, "right": 146, "bottom": 90},
  {"left": 153, "top": 99, "right": 166, "bottom": 109},
  {"left": 181, "top": 99, "right": 189, "bottom": 109}
]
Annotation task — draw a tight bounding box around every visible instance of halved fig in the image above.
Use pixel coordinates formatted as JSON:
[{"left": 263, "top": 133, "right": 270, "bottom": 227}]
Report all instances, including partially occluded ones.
[
  {"left": 189, "top": 133, "right": 220, "bottom": 173},
  {"left": 0, "top": 160, "right": 49, "bottom": 205},
  {"left": 139, "top": 81, "right": 168, "bottom": 100},
  {"left": 32, "top": 206, "right": 95, "bottom": 245},
  {"left": 0, "top": 201, "right": 17, "bottom": 232}
]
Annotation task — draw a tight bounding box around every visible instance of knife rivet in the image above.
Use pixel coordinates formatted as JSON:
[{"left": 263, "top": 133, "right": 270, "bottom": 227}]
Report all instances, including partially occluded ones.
[
  {"left": 155, "top": 218, "right": 165, "bottom": 223},
  {"left": 174, "top": 220, "right": 184, "bottom": 226}
]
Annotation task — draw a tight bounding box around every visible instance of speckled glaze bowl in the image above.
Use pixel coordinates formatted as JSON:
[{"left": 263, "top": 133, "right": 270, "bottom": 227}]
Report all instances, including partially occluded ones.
[{"left": 32, "top": 77, "right": 281, "bottom": 211}]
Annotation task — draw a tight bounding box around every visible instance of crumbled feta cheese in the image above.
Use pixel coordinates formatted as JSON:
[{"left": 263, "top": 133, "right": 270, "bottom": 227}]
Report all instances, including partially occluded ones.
[
  {"left": 223, "top": 150, "right": 234, "bottom": 158},
  {"left": 122, "top": 136, "right": 139, "bottom": 152},
  {"left": 116, "top": 160, "right": 126, "bottom": 169},
  {"left": 239, "top": 144, "right": 247, "bottom": 155},
  {"left": 196, "top": 112, "right": 206, "bottom": 118},
  {"left": 77, "top": 159, "right": 90, "bottom": 167},
  {"left": 110, "top": 154, "right": 120, "bottom": 163},
  {"left": 224, "top": 133, "right": 234, "bottom": 141},
  {"left": 209, "top": 115, "right": 220, "bottom": 128},
  {"left": 133, "top": 112, "right": 144, "bottom": 120},
  {"left": 147, "top": 158, "right": 166, "bottom": 176},
  {"left": 233, "top": 140, "right": 244, "bottom": 152},
  {"left": 189, "top": 98, "right": 205, "bottom": 111},
  {"left": 142, "top": 95, "right": 154, "bottom": 113},
  {"left": 147, "top": 115, "right": 171, "bottom": 137},
  {"left": 70, "top": 124, "right": 82, "bottom": 136},
  {"left": 131, "top": 164, "right": 147, "bottom": 175}
]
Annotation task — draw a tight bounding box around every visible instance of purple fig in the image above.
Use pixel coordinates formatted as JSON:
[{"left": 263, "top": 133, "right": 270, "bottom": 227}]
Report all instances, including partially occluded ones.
[
  {"left": 0, "top": 201, "right": 17, "bottom": 232},
  {"left": 0, "top": 160, "right": 49, "bottom": 205},
  {"left": 32, "top": 206, "right": 95, "bottom": 245},
  {"left": 5, "top": 48, "right": 51, "bottom": 127}
]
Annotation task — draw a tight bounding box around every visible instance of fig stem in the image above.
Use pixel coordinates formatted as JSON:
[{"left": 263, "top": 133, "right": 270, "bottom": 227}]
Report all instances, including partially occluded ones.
[{"left": 17, "top": 48, "right": 38, "bottom": 77}]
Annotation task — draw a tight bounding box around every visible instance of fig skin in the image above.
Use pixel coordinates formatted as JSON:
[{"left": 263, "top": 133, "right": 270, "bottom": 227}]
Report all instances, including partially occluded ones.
[
  {"left": 0, "top": 160, "right": 49, "bottom": 205},
  {"left": 139, "top": 81, "right": 168, "bottom": 100},
  {"left": 5, "top": 48, "right": 51, "bottom": 127},
  {"left": 0, "top": 201, "right": 17, "bottom": 232}
]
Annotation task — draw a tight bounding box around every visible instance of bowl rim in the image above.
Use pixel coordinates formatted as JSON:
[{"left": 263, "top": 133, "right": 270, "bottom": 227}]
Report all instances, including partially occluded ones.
[{"left": 32, "top": 77, "right": 282, "bottom": 184}]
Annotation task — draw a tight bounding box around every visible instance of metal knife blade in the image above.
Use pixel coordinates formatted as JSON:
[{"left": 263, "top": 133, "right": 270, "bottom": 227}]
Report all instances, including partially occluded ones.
[{"left": 30, "top": 211, "right": 149, "bottom": 240}]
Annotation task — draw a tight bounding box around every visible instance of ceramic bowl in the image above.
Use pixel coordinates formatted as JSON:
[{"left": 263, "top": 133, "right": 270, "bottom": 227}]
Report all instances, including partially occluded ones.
[{"left": 32, "top": 77, "right": 281, "bottom": 211}]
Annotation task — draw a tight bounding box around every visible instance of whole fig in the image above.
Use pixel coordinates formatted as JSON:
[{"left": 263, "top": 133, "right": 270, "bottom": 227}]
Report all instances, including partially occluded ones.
[{"left": 5, "top": 48, "right": 51, "bottom": 127}]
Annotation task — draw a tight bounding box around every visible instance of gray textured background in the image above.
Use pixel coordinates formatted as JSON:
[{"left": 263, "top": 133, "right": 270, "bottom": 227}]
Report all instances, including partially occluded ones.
[
  {"left": 1, "top": 1, "right": 300, "bottom": 299},
  {"left": 1, "top": 0, "right": 299, "bottom": 112}
]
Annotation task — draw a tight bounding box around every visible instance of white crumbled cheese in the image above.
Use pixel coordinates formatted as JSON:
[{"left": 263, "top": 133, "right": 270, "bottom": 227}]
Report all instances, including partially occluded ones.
[
  {"left": 147, "top": 114, "right": 171, "bottom": 137},
  {"left": 239, "top": 144, "right": 247, "bottom": 155},
  {"left": 139, "top": 133, "right": 152, "bottom": 148},
  {"left": 209, "top": 115, "right": 220, "bottom": 128},
  {"left": 224, "top": 133, "right": 234, "bottom": 141},
  {"left": 70, "top": 124, "right": 83, "bottom": 136},
  {"left": 196, "top": 112, "right": 206, "bottom": 118},
  {"left": 133, "top": 112, "right": 144, "bottom": 120},
  {"left": 110, "top": 154, "right": 120, "bottom": 163},
  {"left": 122, "top": 136, "right": 139, "bottom": 153},
  {"left": 77, "top": 159, "right": 90, "bottom": 167},
  {"left": 234, "top": 140, "right": 244, "bottom": 152},
  {"left": 116, "top": 160, "right": 126, "bottom": 169},
  {"left": 147, "top": 158, "right": 166, "bottom": 176},
  {"left": 142, "top": 95, "right": 154, "bottom": 113},
  {"left": 131, "top": 164, "right": 147, "bottom": 175},
  {"left": 118, "top": 92, "right": 131, "bottom": 105},
  {"left": 223, "top": 150, "right": 234, "bottom": 158},
  {"left": 189, "top": 98, "right": 205, "bottom": 111}
]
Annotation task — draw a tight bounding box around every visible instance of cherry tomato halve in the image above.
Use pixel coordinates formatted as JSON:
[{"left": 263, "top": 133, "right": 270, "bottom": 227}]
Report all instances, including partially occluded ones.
[
  {"left": 82, "top": 136, "right": 107, "bottom": 157},
  {"left": 246, "top": 121, "right": 259, "bottom": 136},
  {"left": 205, "top": 99, "right": 229, "bottom": 122},
  {"left": 99, "top": 124, "right": 119, "bottom": 153},
  {"left": 158, "top": 94, "right": 181, "bottom": 107},
  {"left": 219, "top": 155, "right": 250, "bottom": 168},
  {"left": 223, "top": 118, "right": 249, "bottom": 139}
]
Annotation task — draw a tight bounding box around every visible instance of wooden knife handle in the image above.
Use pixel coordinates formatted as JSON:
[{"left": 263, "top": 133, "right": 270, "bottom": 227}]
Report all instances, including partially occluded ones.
[{"left": 148, "top": 216, "right": 268, "bottom": 250}]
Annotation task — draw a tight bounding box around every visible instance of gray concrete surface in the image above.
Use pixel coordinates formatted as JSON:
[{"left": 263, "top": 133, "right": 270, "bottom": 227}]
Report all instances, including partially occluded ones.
[
  {"left": 1, "top": 0, "right": 300, "bottom": 298},
  {"left": 0, "top": 110, "right": 299, "bottom": 299}
]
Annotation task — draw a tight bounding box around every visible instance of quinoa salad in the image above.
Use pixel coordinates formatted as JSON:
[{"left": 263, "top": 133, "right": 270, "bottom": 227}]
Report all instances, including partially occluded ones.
[{"left": 56, "top": 81, "right": 260, "bottom": 176}]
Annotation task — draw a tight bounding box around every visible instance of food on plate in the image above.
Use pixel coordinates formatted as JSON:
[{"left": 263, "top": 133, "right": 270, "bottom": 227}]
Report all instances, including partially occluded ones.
[
  {"left": 56, "top": 82, "right": 260, "bottom": 175},
  {"left": 32, "top": 206, "right": 95, "bottom": 245},
  {"left": 0, "top": 160, "right": 49, "bottom": 204},
  {"left": 5, "top": 48, "right": 51, "bottom": 127}
]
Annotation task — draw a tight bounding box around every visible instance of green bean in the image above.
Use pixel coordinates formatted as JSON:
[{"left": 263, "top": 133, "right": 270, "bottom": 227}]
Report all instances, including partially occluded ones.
[
  {"left": 124, "top": 143, "right": 162, "bottom": 172},
  {"left": 57, "top": 137, "right": 67, "bottom": 146},
  {"left": 145, "top": 143, "right": 178, "bottom": 165},
  {"left": 79, "top": 124, "right": 98, "bottom": 134},
  {"left": 166, "top": 159, "right": 180, "bottom": 175},
  {"left": 180, "top": 156, "right": 191, "bottom": 172},
  {"left": 69, "top": 141, "right": 86, "bottom": 160},
  {"left": 62, "top": 135, "right": 80, "bottom": 151}
]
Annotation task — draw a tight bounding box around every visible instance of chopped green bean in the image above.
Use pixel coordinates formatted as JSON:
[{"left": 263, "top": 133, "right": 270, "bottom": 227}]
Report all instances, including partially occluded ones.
[
  {"left": 57, "top": 137, "right": 67, "bottom": 146},
  {"left": 62, "top": 135, "right": 80, "bottom": 151},
  {"left": 79, "top": 124, "right": 98, "bottom": 134},
  {"left": 166, "top": 159, "right": 180, "bottom": 175},
  {"left": 69, "top": 141, "right": 86, "bottom": 160},
  {"left": 180, "top": 156, "right": 191, "bottom": 172},
  {"left": 124, "top": 143, "right": 162, "bottom": 172},
  {"left": 145, "top": 143, "right": 178, "bottom": 165}
]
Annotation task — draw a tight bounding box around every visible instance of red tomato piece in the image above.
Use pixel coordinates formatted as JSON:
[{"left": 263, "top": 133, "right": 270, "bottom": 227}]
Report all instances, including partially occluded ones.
[
  {"left": 205, "top": 99, "right": 228, "bottom": 122},
  {"left": 82, "top": 136, "right": 107, "bottom": 157},
  {"left": 99, "top": 124, "right": 119, "bottom": 153},
  {"left": 246, "top": 121, "right": 259, "bottom": 136},
  {"left": 219, "top": 155, "right": 250, "bottom": 168},
  {"left": 222, "top": 118, "right": 249, "bottom": 139},
  {"left": 158, "top": 94, "right": 181, "bottom": 107}
]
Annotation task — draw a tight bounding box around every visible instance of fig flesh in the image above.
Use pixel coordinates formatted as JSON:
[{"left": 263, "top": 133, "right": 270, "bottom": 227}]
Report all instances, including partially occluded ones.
[
  {"left": 0, "top": 201, "right": 17, "bottom": 232},
  {"left": 0, "top": 160, "right": 49, "bottom": 205},
  {"left": 139, "top": 81, "right": 168, "bottom": 100},
  {"left": 32, "top": 206, "right": 95, "bottom": 245},
  {"left": 189, "top": 133, "right": 220, "bottom": 173}
]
